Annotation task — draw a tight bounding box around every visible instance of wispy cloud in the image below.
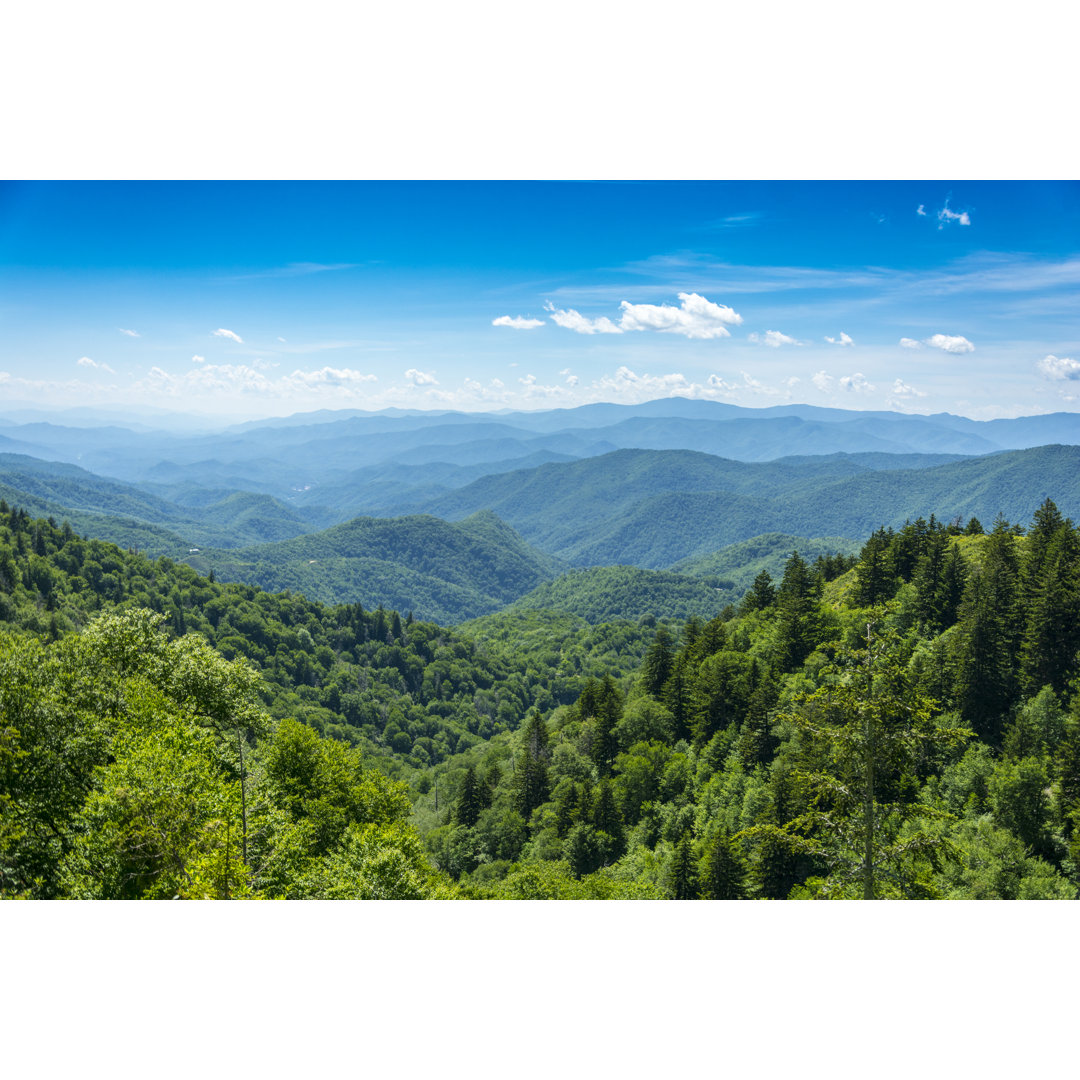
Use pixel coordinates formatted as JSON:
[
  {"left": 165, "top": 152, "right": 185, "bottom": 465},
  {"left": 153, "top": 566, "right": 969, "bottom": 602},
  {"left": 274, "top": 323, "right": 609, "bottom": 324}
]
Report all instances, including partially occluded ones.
[
  {"left": 192, "top": 355, "right": 206, "bottom": 364},
  {"left": 137, "top": 363, "right": 377, "bottom": 398},
  {"left": 404, "top": 368, "right": 438, "bottom": 386},
  {"left": 916, "top": 205, "right": 927, "bottom": 217},
  {"left": 118, "top": 328, "right": 140, "bottom": 337},
  {"left": 492, "top": 315, "right": 545, "bottom": 330},
  {"left": 698, "top": 212, "right": 764, "bottom": 230},
  {"left": 825, "top": 332, "right": 853, "bottom": 346},
  {"left": 925, "top": 333, "right": 975, "bottom": 354},
  {"left": 76, "top": 356, "right": 115, "bottom": 374},
  {"left": 1037, "top": 354, "right": 1080, "bottom": 380},
  {"left": 212, "top": 328, "right": 243, "bottom": 344},
  {"left": 937, "top": 196, "right": 972, "bottom": 228},
  {"left": 748, "top": 330, "right": 799, "bottom": 348},
  {"left": 225, "top": 262, "right": 359, "bottom": 280},
  {"left": 899, "top": 338, "right": 923, "bottom": 349}
]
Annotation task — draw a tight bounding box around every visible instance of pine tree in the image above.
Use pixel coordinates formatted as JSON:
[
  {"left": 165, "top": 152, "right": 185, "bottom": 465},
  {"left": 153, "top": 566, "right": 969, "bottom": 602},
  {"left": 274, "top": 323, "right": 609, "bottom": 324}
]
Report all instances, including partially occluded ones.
[
  {"left": 641, "top": 625, "right": 675, "bottom": 696},
  {"left": 741, "top": 570, "right": 776, "bottom": 613},
  {"left": 700, "top": 830, "right": 747, "bottom": 899},
  {"left": 773, "top": 551, "right": 824, "bottom": 673},
  {"left": 455, "top": 765, "right": 484, "bottom": 827},
  {"left": 852, "top": 528, "right": 896, "bottom": 607},
  {"left": 954, "top": 517, "right": 1021, "bottom": 744},
  {"left": 668, "top": 833, "right": 699, "bottom": 899}
]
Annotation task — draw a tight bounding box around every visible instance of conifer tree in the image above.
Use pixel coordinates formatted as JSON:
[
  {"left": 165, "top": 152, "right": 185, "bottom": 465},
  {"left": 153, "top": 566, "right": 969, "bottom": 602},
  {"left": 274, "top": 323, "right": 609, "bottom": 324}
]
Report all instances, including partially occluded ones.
[
  {"left": 773, "top": 551, "right": 824, "bottom": 673},
  {"left": 741, "top": 570, "right": 776, "bottom": 613},
  {"left": 700, "top": 830, "right": 747, "bottom": 899},
  {"left": 641, "top": 625, "right": 675, "bottom": 697},
  {"left": 668, "top": 833, "right": 699, "bottom": 899},
  {"left": 455, "top": 765, "right": 484, "bottom": 827}
]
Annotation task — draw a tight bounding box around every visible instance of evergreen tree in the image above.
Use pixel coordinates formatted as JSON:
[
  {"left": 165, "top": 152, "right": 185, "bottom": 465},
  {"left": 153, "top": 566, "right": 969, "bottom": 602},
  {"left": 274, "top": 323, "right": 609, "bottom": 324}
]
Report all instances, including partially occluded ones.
[
  {"left": 668, "top": 833, "right": 699, "bottom": 899},
  {"left": 773, "top": 551, "right": 824, "bottom": 674},
  {"left": 740, "top": 570, "right": 776, "bottom": 613},
  {"left": 699, "top": 830, "right": 747, "bottom": 899},
  {"left": 641, "top": 625, "right": 675, "bottom": 696},
  {"left": 953, "top": 518, "right": 1021, "bottom": 744},
  {"left": 851, "top": 528, "right": 896, "bottom": 607},
  {"left": 455, "top": 765, "right": 484, "bottom": 827}
]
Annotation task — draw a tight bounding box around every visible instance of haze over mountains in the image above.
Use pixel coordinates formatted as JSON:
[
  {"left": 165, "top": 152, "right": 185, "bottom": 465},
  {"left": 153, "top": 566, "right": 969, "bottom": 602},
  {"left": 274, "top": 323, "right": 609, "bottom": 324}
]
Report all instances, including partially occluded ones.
[{"left": 2, "top": 397, "right": 1080, "bottom": 622}]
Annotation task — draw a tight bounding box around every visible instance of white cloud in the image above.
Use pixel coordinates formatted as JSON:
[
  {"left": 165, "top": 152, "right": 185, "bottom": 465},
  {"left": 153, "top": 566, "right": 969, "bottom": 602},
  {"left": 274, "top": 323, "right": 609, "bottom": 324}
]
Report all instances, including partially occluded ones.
[
  {"left": 544, "top": 292, "right": 742, "bottom": 339},
  {"left": 544, "top": 301, "right": 622, "bottom": 335},
  {"left": 76, "top": 356, "right": 115, "bottom": 374},
  {"left": 277, "top": 337, "right": 287, "bottom": 343},
  {"left": 925, "top": 333, "right": 975, "bottom": 354},
  {"left": 916, "top": 205, "right": 927, "bottom": 217},
  {"left": 192, "top": 355, "right": 206, "bottom": 364},
  {"left": 404, "top": 368, "right": 438, "bottom": 386},
  {"left": 1037, "top": 354, "right": 1080, "bottom": 381},
  {"left": 748, "top": 330, "right": 799, "bottom": 348},
  {"left": 618, "top": 292, "right": 743, "bottom": 339},
  {"left": 839, "top": 372, "right": 875, "bottom": 393},
  {"left": 212, "top": 328, "right": 244, "bottom": 343},
  {"left": 118, "top": 328, "right": 139, "bottom": 337},
  {"left": 492, "top": 315, "right": 545, "bottom": 330},
  {"left": 136, "top": 363, "right": 378, "bottom": 399},
  {"left": 937, "top": 198, "right": 972, "bottom": 228},
  {"left": 891, "top": 378, "right": 926, "bottom": 397},
  {"left": 812, "top": 370, "right": 834, "bottom": 392},
  {"left": 899, "top": 338, "right": 923, "bottom": 349},
  {"left": 824, "top": 332, "right": 853, "bottom": 346}
]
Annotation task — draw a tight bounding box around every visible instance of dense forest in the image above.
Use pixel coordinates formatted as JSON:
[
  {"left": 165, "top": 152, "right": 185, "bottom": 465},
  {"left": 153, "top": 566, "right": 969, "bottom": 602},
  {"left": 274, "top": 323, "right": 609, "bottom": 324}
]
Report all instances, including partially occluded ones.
[{"left": 2, "top": 497, "right": 1079, "bottom": 898}]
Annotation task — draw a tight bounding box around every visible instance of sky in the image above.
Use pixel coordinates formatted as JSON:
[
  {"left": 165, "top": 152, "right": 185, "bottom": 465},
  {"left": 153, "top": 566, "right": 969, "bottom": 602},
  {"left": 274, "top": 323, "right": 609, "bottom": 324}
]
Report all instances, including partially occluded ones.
[{"left": 1, "top": 180, "right": 1077, "bottom": 423}]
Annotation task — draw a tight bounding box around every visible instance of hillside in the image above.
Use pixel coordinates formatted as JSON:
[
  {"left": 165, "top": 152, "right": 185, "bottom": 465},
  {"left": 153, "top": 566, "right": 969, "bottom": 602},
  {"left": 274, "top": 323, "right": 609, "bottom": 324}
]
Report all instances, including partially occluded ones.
[{"left": 186, "top": 510, "right": 564, "bottom": 623}]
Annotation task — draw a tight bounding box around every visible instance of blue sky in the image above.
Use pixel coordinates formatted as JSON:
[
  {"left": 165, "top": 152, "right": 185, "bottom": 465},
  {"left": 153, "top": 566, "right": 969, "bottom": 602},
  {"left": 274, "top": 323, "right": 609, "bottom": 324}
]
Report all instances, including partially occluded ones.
[{"left": 1, "top": 180, "right": 1077, "bottom": 422}]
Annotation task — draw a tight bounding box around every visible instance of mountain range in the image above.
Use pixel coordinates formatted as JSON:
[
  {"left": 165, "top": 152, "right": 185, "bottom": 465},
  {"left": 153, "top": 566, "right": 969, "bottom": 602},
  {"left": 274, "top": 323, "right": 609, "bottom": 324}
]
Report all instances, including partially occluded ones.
[{"left": 3, "top": 398, "right": 1080, "bottom": 622}]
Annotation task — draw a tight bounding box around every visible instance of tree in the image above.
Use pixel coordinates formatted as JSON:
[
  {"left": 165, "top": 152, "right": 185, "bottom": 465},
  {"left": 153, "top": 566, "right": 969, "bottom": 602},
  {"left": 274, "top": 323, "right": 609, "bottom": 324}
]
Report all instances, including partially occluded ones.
[
  {"left": 740, "top": 570, "right": 776, "bottom": 613},
  {"left": 667, "top": 832, "right": 699, "bottom": 899},
  {"left": 699, "top": 829, "right": 747, "bottom": 899},
  {"left": 773, "top": 551, "right": 824, "bottom": 673},
  {"left": 641, "top": 625, "right": 675, "bottom": 696},
  {"left": 455, "top": 765, "right": 484, "bottom": 827},
  {"left": 770, "top": 619, "right": 970, "bottom": 898}
]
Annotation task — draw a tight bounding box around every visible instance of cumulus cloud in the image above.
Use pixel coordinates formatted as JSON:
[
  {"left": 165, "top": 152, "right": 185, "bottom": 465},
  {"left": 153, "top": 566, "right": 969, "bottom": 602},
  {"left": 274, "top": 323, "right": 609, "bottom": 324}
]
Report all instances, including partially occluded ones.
[
  {"left": 191, "top": 355, "right": 206, "bottom": 364},
  {"left": 899, "top": 338, "right": 923, "bottom": 349},
  {"left": 916, "top": 205, "right": 927, "bottom": 217},
  {"left": 748, "top": 330, "right": 799, "bottom": 348},
  {"left": 118, "top": 328, "right": 139, "bottom": 337},
  {"left": 212, "top": 328, "right": 244, "bottom": 343},
  {"left": 76, "top": 356, "right": 115, "bottom": 374},
  {"left": 1037, "top": 354, "right": 1080, "bottom": 380},
  {"left": 812, "top": 370, "right": 834, "bottom": 392},
  {"left": 925, "top": 333, "right": 975, "bottom": 354},
  {"left": 545, "top": 293, "right": 742, "bottom": 339},
  {"left": 618, "top": 292, "right": 743, "bottom": 339},
  {"left": 891, "top": 378, "right": 926, "bottom": 397},
  {"left": 825, "top": 332, "right": 853, "bottom": 346},
  {"left": 839, "top": 372, "right": 875, "bottom": 393},
  {"left": 404, "top": 368, "right": 438, "bottom": 386},
  {"left": 492, "top": 315, "right": 545, "bottom": 330},
  {"left": 544, "top": 301, "right": 622, "bottom": 335}
]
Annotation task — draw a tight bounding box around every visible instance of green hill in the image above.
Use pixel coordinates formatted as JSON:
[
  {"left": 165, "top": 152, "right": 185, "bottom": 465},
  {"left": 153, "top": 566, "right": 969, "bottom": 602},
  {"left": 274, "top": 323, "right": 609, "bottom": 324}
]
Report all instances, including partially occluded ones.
[
  {"left": 508, "top": 565, "right": 735, "bottom": 624},
  {"left": 188, "top": 510, "right": 563, "bottom": 623}
]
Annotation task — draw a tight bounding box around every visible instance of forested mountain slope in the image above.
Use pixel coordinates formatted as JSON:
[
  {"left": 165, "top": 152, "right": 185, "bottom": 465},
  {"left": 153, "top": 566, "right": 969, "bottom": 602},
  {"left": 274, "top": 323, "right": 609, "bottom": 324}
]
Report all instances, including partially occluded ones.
[{"left": 185, "top": 510, "right": 563, "bottom": 623}]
